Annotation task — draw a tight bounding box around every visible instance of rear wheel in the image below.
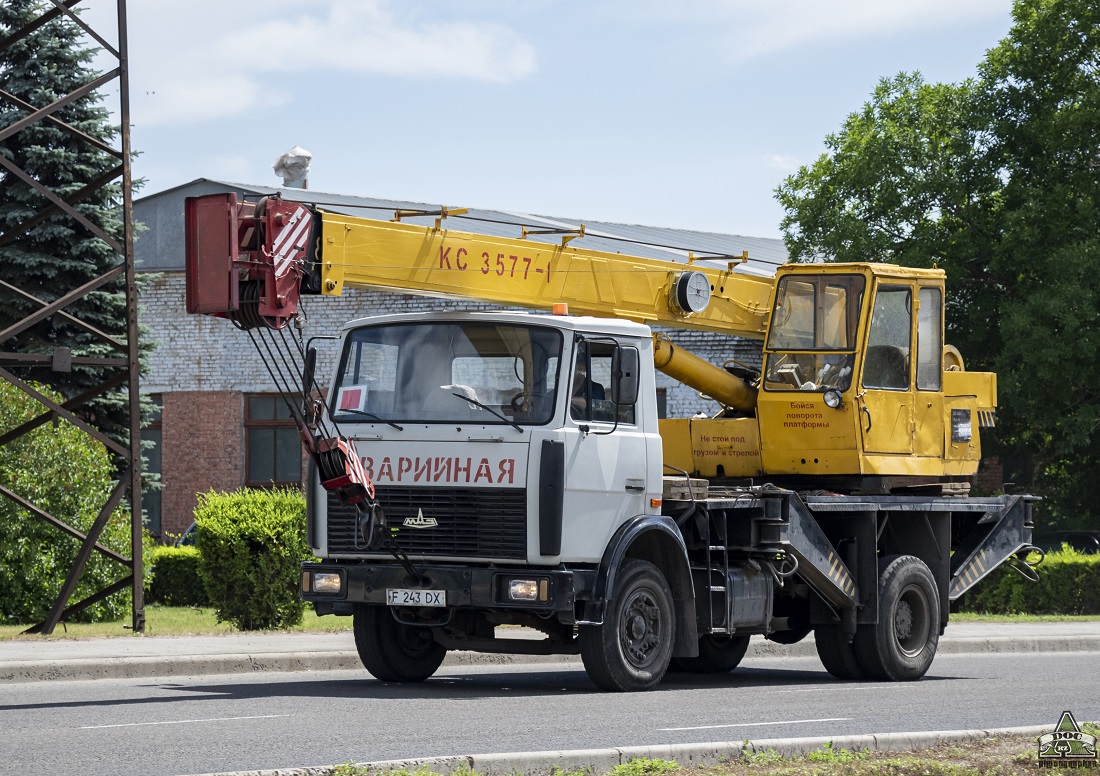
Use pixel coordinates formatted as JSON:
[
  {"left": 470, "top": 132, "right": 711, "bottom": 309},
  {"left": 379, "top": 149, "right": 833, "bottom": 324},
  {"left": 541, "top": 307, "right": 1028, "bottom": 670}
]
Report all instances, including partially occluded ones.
[
  {"left": 579, "top": 559, "right": 674, "bottom": 691},
  {"left": 814, "top": 624, "right": 865, "bottom": 680},
  {"left": 671, "top": 633, "right": 751, "bottom": 674},
  {"left": 353, "top": 604, "right": 446, "bottom": 682},
  {"left": 855, "top": 555, "right": 940, "bottom": 681}
]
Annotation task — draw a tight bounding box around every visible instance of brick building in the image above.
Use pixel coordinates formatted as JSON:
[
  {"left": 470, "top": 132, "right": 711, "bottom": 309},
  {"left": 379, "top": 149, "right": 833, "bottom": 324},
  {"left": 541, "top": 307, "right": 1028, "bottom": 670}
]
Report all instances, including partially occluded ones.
[{"left": 135, "top": 179, "right": 787, "bottom": 537}]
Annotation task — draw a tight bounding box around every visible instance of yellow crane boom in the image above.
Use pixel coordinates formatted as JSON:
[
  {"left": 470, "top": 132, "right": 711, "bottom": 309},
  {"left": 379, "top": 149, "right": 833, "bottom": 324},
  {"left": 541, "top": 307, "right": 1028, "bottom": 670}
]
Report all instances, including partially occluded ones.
[{"left": 315, "top": 209, "right": 775, "bottom": 339}]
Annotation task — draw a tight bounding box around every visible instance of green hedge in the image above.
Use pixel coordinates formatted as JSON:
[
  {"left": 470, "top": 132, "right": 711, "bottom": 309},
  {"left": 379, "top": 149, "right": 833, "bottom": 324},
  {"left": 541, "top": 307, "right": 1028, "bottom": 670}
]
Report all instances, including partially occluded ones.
[
  {"left": 148, "top": 545, "right": 208, "bottom": 607},
  {"left": 194, "top": 488, "right": 311, "bottom": 630},
  {"left": 959, "top": 547, "right": 1100, "bottom": 615}
]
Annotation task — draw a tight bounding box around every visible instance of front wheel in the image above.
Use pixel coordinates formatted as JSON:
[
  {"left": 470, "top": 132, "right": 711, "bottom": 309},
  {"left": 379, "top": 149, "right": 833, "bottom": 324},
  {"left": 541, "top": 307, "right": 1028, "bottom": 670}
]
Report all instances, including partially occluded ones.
[
  {"left": 353, "top": 604, "right": 446, "bottom": 682},
  {"left": 855, "top": 555, "right": 940, "bottom": 681},
  {"left": 579, "top": 558, "right": 675, "bottom": 691}
]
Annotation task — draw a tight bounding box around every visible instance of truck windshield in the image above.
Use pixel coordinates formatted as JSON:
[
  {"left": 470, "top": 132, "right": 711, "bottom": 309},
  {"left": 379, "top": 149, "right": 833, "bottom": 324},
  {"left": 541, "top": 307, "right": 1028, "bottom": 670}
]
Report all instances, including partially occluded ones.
[
  {"left": 763, "top": 274, "right": 866, "bottom": 392},
  {"left": 331, "top": 321, "right": 563, "bottom": 425}
]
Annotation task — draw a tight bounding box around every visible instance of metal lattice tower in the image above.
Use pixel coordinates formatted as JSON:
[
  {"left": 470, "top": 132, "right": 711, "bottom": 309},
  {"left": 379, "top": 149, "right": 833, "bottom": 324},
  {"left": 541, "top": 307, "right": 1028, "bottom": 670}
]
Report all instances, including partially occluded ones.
[{"left": 0, "top": 0, "right": 142, "bottom": 635}]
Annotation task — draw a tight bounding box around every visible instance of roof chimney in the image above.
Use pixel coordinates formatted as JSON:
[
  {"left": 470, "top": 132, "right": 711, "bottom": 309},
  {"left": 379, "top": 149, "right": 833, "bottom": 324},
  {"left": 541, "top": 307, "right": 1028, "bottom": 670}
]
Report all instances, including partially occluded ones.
[{"left": 273, "top": 145, "right": 312, "bottom": 189}]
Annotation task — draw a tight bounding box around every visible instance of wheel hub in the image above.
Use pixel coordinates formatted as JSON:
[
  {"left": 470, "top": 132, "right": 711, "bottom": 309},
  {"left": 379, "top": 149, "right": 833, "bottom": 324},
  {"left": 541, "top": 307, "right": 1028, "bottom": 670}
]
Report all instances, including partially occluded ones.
[
  {"left": 894, "top": 582, "right": 930, "bottom": 657},
  {"left": 895, "top": 600, "right": 913, "bottom": 640},
  {"left": 621, "top": 590, "right": 662, "bottom": 667}
]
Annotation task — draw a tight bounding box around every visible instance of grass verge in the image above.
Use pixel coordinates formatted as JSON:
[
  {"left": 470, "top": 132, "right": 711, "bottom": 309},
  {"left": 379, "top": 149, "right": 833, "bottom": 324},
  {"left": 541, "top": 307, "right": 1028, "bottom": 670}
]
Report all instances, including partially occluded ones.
[
  {"left": 951, "top": 611, "right": 1100, "bottom": 623},
  {"left": 0, "top": 604, "right": 353, "bottom": 640},
  {"left": 333, "top": 732, "right": 1099, "bottom": 776}
]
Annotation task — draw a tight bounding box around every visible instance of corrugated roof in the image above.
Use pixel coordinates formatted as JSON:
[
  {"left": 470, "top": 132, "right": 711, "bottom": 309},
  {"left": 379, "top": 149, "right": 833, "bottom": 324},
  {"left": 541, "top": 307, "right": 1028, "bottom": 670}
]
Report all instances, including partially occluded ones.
[{"left": 134, "top": 178, "right": 787, "bottom": 275}]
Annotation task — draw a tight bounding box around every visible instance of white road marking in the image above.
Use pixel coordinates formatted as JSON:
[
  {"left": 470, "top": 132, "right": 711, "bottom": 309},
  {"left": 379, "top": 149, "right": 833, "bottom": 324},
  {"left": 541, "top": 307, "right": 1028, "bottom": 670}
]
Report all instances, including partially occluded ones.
[
  {"left": 657, "top": 716, "right": 850, "bottom": 732},
  {"left": 774, "top": 686, "right": 893, "bottom": 693},
  {"left": 79, "top": 714, "right": 289, "bottom": 730}
]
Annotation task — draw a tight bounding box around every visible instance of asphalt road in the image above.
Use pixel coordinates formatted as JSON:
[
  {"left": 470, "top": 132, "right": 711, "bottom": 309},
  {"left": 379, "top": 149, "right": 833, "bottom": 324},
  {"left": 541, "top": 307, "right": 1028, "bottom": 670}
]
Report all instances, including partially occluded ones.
[{"left": 1, "top": 652, "right": 1096, "bottom": 776}]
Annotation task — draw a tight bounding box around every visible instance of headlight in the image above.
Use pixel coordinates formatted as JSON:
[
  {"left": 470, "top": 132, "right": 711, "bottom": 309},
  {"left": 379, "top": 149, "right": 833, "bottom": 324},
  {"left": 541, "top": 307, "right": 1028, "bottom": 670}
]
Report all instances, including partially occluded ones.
[
  {"left": 509, "top": 579, "right": 540, "bottom": 601},
  {"left": 312, "top": 571, "right": 343, "bottom": 595},
  {"left": 823, "top": 389, "right": 843, "bottom": 409}
]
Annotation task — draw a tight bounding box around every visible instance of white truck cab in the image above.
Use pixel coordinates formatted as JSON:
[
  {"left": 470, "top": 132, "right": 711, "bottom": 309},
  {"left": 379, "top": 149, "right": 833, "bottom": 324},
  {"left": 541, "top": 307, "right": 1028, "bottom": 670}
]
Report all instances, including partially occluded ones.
[{"left": 311, "top": 310, "right": 662, "bottom": 566}]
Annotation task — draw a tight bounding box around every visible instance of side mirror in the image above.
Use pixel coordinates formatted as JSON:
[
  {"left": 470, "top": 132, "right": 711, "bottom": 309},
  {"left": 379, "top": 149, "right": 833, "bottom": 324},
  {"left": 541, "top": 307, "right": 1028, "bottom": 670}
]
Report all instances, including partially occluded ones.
[{"left": 610, "top": 346, "right": 640, "bottom": 405}]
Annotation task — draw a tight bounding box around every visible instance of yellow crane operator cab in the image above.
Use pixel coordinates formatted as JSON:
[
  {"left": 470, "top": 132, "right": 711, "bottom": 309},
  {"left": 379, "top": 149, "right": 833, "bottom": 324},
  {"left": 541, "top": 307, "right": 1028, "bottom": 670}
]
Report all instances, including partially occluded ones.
[{"left": 757, "top": 263, "right": 992, "bottom": 480}]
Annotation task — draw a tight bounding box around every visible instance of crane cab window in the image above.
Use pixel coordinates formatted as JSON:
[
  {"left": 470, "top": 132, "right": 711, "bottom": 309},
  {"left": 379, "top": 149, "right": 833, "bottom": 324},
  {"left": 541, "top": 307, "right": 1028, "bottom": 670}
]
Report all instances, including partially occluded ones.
[
  {"left": 763, "top": 274, "right": 865, "bottom": 392},
  {"left": 863, "top": 286, "right": 912, "bottom": 390},
  {"left": 916, "top": 287, "right": 943, "bottom": 391}
]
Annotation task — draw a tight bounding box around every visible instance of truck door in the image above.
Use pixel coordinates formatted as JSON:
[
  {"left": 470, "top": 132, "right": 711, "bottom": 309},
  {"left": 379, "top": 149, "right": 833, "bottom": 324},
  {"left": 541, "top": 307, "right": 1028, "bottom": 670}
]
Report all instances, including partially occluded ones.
[
  {"left": 558, "top": 339, "right": 648, "bottom": 562},
  {"left": 858, "top": 284, "right": 914, "bottom": 455}
]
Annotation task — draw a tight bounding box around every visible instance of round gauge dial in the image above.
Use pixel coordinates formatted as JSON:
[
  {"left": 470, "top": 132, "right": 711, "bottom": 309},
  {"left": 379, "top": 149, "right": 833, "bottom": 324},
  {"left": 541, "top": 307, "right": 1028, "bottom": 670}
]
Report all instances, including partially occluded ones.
[{"left": 674, "top": 271, "right": 712, "bottom": 314}]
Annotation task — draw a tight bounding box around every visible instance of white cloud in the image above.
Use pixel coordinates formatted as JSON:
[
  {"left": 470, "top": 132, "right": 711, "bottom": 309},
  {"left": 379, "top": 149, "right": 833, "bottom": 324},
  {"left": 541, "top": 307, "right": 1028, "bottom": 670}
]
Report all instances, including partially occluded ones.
[
  {"left": 135, "top": 76, "right": 287, "bottom": 127},
  {"left": 123, "top": 0, "right": 536, "bottom": 127},
  {"left": 632, "top": 0, "right": 1009, "bottom": 62},
  {"left": 228, "top": 4, "right": 536, "bottom": 82},
  {"left": 765, "top": 154, "right": 802, "bottom": 172}
]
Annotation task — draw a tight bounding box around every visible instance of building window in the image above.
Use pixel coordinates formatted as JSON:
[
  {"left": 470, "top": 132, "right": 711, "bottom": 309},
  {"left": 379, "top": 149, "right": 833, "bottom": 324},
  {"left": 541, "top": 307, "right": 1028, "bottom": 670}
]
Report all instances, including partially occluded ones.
[
  {"left": 656, "top": 388, "right": 667, "bottom": 419},
  {"left": 245, "top": 395, "right": 302, "bottom": 487},
  {"left": 141, "top": 394, "right": 162, "bottom": 536}
]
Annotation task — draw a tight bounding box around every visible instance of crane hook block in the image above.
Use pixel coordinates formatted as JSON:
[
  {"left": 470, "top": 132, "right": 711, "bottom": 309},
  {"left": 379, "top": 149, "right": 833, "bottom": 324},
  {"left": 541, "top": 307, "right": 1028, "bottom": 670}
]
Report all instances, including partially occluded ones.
[
  {"left": 315, "top": 436, "right": 376, "bottom": 505},
  {"left": 185, "top": 193, "right": 315, "bottom": 330}
]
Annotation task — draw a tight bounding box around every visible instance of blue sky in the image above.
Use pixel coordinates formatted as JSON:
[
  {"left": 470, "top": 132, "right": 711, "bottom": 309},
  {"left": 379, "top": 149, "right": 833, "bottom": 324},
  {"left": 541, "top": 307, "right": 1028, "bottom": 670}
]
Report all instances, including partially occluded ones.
[{"left": 99, "top": 1, "right": 1014, "bottom": 240}]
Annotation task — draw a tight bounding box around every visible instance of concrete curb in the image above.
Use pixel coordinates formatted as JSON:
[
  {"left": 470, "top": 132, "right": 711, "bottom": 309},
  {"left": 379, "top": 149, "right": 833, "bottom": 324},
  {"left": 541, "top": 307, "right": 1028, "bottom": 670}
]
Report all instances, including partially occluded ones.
[
  {"left": 4, "top": 635, "right": 1100, "bottom": 684},
  {"left": 0, "top": 649, "right": 576, "bottom": 684},
  {"left": 194, "top": 724, "right": 1053, "bottom": 776},
  {"left": 0, "top": 652, "right": 362, "bottom": 684},
  {"left": 938, "top": 635, "right": 1100, "bottom": 654}
]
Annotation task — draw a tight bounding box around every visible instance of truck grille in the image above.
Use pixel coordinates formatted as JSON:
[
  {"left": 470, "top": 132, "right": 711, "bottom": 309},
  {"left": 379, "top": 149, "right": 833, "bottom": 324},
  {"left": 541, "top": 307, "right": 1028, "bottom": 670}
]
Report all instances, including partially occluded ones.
[{"left": 326, "top": 487, "right": 528, "bottom": 560}]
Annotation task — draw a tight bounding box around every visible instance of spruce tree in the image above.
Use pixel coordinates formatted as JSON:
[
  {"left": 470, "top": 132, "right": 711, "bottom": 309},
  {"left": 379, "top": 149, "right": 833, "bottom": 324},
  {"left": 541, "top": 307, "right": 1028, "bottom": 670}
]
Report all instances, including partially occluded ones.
[{"left": 0, "top": 0, "right": 133, "bottom": 450}]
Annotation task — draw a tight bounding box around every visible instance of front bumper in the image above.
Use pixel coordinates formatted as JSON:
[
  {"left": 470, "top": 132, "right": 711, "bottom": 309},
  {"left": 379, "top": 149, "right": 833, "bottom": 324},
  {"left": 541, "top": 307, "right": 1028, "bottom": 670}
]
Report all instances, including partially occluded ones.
[{"left": 301, "top": 562, "right": 594, "bottom": 620}]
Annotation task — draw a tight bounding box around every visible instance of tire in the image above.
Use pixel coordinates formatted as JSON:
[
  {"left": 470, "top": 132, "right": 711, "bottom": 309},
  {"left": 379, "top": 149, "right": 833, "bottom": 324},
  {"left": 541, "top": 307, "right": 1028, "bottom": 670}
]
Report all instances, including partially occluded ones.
[
  {"left": 814, "top": 624, "right": 865, "bottom": 680},
  {"left": 855, "top": 554, "right": 940, "bottom": 681},
  {"left": 671, "top": 633, "right": 751, "bottom": 674},
  {"left": 353, "top": 604, "right": 446, "bottom": 682},
  {"left": 579, "top": 558, "right": 675, "bottom": 691}
]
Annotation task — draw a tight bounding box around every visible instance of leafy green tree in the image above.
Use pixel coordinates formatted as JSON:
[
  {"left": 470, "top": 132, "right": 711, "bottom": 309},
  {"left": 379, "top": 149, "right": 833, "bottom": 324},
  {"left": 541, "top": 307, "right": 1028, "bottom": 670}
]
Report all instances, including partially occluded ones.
[
  {"left": 777, "top": 73, "right": 1005, "bottom": 367},
  {"left": 0, "top": 380, "right": 133, "bottom": 624},
  {"left": 776, "top": 0, "right": 1100, "bottom": 528},
  {"left": 983, "top": 0, "right": 1100, "bottom": 457},
  {"left": 0, "top": 0, "right": 134, "bottom": 450}
]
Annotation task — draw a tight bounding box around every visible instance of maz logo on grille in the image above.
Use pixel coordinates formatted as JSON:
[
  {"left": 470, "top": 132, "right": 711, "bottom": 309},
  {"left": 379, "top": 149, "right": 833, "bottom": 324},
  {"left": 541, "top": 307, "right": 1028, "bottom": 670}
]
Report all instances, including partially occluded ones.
[{"left": 402, "top": 509, "right": 438, "bottom": 529}]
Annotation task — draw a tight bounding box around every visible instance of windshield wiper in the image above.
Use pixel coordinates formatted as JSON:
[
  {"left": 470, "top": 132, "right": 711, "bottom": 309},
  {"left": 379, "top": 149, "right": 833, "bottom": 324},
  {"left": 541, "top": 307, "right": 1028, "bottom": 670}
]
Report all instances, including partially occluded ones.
[
  {"left": 452, "top": 393, "right": 524, "bottom": 433},
  {"left": 341, "top": 408, "right": 404, "bottom": 431}
]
